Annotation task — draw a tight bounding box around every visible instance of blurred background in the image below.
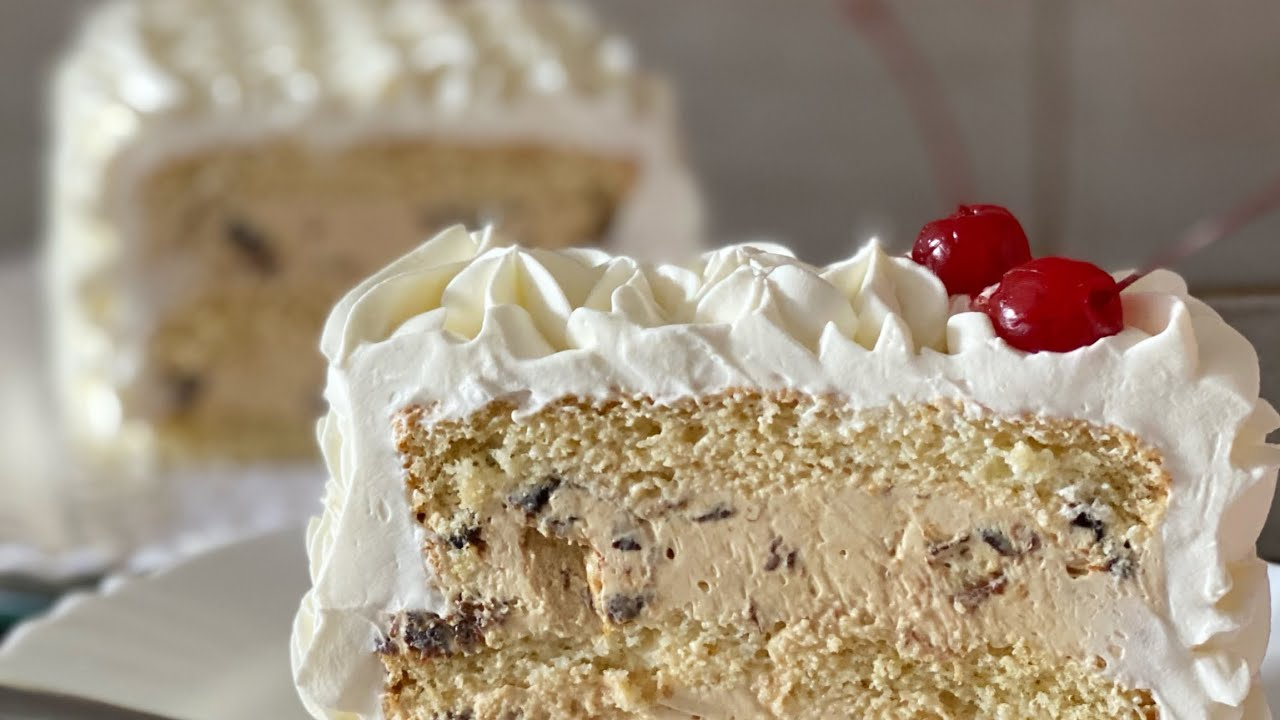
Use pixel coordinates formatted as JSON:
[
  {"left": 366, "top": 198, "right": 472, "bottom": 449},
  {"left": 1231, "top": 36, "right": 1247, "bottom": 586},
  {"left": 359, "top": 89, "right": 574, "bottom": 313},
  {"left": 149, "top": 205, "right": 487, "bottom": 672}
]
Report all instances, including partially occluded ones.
[
  {"left": 6, "top": 1, "right": 1280, "bottom": 277},
  {"left": 1, "top": 1, "right": 1278, "bottom": 540}
]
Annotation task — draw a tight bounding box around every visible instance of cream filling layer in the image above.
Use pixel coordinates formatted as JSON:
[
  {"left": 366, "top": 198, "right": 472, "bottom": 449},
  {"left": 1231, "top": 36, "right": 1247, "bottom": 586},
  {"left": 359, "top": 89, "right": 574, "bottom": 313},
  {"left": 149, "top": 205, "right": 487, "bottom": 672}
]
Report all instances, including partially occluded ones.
[{"left": 446, "top": 480, "right": 1163, "bottom": 654}]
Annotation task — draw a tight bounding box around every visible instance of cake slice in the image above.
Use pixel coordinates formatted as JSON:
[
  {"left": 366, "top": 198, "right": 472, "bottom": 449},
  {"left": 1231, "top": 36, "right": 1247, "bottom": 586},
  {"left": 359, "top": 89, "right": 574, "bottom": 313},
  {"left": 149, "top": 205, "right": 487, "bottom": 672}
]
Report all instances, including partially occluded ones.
[
  {"left": 292, "top": 224, "right": 1278, "bottom": 719},
  {"left": 46, "top": 0, "right": 700, "bottom": 468}
]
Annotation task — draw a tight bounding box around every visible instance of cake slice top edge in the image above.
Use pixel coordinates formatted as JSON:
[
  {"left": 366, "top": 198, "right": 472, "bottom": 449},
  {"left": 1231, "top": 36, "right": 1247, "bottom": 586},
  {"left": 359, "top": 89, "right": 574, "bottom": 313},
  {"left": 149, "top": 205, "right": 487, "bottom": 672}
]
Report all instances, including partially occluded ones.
[
  {"left": 321, "top": 224, "right": 1251, "bottom": 379},
  {"left": 292, "top": 225, "right": 1280, "bottom": 719},
  {"left": 57, "top": 0, "right": 660, "bottom": 119}
]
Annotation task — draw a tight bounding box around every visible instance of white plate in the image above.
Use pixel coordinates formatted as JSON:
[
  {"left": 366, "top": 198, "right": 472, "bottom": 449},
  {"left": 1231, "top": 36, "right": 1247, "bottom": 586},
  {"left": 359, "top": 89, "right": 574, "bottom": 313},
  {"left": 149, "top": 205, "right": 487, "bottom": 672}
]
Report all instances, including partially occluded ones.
[
  {"left": 1, "top": 527, "right": 1279, "bottom": 719},
  {"left": 0, "top": 527, "right": 312, "bottom": 720}
]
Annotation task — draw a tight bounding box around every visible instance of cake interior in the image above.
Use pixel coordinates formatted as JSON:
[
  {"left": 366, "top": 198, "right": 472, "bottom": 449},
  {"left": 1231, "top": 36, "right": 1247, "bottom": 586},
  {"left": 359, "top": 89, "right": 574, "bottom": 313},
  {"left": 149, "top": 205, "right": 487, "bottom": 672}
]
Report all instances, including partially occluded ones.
[
  {"left": 381, "top": 392, "right": 1168, "bottom": 719},
  {"left": 125, "top": 139, "right": 636, "bottom": 460}
]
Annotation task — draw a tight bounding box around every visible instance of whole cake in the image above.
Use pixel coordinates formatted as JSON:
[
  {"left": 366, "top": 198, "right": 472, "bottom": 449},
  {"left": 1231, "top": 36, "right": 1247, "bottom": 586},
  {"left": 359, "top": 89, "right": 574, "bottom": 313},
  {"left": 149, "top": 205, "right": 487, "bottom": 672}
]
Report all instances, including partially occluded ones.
[
  {"left": 292, "top": 219, "right": 1277, "bottom": 719},
  {"left": 46, "top": 0, "right": 700, "bottom": 468}
]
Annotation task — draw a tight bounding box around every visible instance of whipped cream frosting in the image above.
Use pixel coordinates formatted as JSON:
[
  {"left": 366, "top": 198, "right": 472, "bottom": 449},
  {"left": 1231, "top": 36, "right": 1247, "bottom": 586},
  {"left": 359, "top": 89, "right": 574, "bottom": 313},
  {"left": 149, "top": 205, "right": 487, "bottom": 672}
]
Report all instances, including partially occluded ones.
[
  {"left": 46, "top": 0, "right": 703, "bottom": 466},
  {"left": 294, "top": 226, "right": 1279, "bottom": 719}
]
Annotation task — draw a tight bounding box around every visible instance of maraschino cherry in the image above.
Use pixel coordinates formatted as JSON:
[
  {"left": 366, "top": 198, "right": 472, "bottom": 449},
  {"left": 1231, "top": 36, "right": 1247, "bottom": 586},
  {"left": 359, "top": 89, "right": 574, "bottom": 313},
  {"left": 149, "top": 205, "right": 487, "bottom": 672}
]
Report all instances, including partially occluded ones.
[
  {"left": 973, "top": 258, "right": 1123, "bottom": 354},
  {"left": 911, "top": 205, "right": 1032, "bottom": 296}
]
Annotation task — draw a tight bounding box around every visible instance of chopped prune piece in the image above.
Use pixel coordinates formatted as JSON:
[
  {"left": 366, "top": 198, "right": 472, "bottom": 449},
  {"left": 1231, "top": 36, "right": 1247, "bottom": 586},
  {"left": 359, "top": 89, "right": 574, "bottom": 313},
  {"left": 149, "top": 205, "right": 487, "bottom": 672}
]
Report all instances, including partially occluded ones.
[
  {"left": 393, "top": 602, "right": 503, "bottom": 658},
  {"left": 1071, "top": 511, "right": 1106, "bottom": 543},
  {"left": 927, "top": 533, "right": 971, "bottom": 559},
  {"left": 169, "top": 373, "right": 203, "bottom": 414},
  {"left": 605, "top": 594, "right": 647, "bottom": 624},
  {"left": 785, "top": 550, "right": 799, "bottom": 570},
  {"left": 546, "top": 515, "right": 580, "bottom": 536},
  {"left": 611, "top": 537, "right": 642, "bottom": 552},
  {"left": 952, "top": 572, "right": 1008, "bottom": 612},
  {"left": 400, "top": 613, "right": 456, "bottom": 657},
  {"left": 693, "top": 505, "right": 735, "bottom": 523},
  {"left": 451, "top": 617, "right": 483, "bottom": 649},
  {"left": 226, "top": 218, "right": 279, "bottom": 274},
  {"left": 979, "top": 529, "right": 1016, "bottom": 557},
  {"left": 447, "top": 526, "right": 485, "bottom": 552},
  {"left": 1104, "top": 554, "right": 1137, "bottom": 580},
  {"left": 511, "top": 476, "right": 562, "bottom": 515},
  {"left": 975, "top": 526, "right": 1041, "bottom": 559},
  {"left": 764, "top": 537, "right": 783, "bottom": 572}
]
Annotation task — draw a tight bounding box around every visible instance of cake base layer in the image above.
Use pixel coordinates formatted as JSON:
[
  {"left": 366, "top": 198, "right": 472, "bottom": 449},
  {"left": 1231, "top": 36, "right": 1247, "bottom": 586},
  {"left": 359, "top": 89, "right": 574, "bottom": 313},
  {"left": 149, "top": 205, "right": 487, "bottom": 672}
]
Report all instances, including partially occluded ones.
[
  {"left": 382, "top": 392, "right": 1170, "bottom": 718},
  {"left": 379, "top": 612, "right": 1157, "bottom": 719},
  {"left": 127, "top": 139, "right": 636, "bottom": 460}
]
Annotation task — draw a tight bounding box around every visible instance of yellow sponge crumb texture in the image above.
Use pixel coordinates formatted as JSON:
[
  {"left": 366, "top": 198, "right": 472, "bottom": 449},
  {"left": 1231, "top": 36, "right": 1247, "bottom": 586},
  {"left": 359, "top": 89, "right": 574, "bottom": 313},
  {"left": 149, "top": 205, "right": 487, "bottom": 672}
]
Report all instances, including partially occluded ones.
[{"left": 382, "top": 391, "right": 1169, "bottom": 719}]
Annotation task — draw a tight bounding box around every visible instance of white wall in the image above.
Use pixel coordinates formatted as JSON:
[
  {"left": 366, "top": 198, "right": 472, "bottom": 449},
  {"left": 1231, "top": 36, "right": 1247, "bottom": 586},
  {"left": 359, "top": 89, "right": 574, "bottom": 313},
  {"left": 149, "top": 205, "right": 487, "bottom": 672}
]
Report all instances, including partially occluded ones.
[{"left": 0, "top": 0, "right": 95, "bottom": 259}]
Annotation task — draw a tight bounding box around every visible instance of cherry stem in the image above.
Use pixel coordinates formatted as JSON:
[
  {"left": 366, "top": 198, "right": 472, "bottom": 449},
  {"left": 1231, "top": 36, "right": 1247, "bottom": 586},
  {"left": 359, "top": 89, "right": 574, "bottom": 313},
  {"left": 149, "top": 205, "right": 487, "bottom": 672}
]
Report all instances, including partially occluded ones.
[
  {"left": 842, "top": 0, "right": 977, "bottom": 208},
  {"left": 1115, "top": 172, "right": 1280, "bottom": 293}
]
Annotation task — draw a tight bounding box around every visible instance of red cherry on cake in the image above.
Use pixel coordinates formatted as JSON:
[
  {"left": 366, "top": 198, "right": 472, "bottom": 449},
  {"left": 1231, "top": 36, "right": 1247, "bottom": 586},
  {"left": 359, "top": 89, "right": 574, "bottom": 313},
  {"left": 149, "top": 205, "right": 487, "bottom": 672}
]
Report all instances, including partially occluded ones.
[
  {"left": 974, "top": 257, "right": 1124, "bottom": 353},
  {"left": 911, "top": 204, "right": 1033, "bottom": 296}
]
